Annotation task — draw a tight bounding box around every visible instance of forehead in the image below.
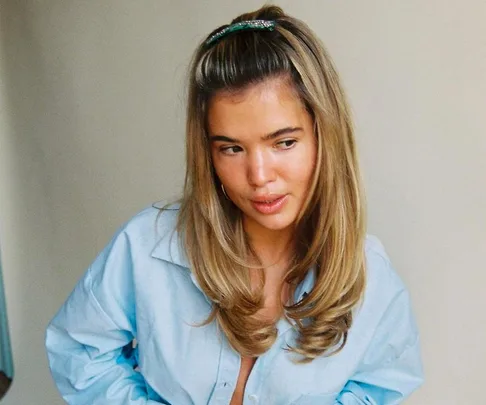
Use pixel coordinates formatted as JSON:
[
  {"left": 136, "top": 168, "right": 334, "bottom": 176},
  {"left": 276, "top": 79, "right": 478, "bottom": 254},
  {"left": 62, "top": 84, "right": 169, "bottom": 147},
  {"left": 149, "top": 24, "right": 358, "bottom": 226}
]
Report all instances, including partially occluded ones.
[{"left": 207, "top": 77, "right": 307, "bottom": 136}]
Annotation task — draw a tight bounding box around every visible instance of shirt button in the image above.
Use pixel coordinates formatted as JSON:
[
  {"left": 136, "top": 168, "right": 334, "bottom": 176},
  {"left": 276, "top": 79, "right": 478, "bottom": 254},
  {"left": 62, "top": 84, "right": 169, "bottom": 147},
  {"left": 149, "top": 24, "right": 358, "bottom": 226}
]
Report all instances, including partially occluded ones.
[{"left": 248, "top": 394, "right": 258, "bottom": 402}]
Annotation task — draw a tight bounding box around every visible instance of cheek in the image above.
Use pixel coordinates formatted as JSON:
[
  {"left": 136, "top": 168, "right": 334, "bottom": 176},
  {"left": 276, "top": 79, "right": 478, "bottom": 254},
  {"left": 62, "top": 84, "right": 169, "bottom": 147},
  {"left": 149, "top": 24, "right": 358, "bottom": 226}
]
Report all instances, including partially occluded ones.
[
  {"left": 283, "top": 147, "right": 316, "bottom": 185},
  {"left": 303, "top": 141, "right": 318, "bottom": 179},
  {"left": 211, "top": 156, "right": 245, "bottom": 190},
  {"left": 287, "top": 164, "right": 313, "bottom": 187},
  {"left": 212, "top": 158, "right": 230, "bottom": 183},
  {"left": 211, "top": 151, "right": 226, "bottom": 180}
]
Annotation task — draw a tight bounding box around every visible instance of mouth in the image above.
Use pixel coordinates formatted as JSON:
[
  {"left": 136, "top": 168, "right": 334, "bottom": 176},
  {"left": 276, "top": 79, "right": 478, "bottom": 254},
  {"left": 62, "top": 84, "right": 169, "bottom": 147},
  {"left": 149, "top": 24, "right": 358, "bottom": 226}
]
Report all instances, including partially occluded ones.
[{"left": 250, "top": 194, "right": 288, "bottom": 215}]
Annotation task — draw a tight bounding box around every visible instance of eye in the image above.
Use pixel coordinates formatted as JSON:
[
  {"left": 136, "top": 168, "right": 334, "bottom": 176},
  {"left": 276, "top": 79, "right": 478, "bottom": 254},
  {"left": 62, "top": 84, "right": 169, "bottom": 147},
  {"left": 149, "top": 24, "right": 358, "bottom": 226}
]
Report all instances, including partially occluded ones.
[
  {"left": 220, "top": 145, "right": 242, "bottom": 155},
  {"left": 276, "top": 139, "right": 297, "bottom": 150}
]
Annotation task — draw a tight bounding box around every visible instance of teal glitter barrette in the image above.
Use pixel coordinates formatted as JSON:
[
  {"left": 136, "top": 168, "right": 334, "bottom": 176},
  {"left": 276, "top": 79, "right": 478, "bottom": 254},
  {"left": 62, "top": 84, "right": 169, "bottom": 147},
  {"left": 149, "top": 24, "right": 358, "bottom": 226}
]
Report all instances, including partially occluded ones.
[{"left": 205, "top": 20, "right": 276, "bottom": 47}]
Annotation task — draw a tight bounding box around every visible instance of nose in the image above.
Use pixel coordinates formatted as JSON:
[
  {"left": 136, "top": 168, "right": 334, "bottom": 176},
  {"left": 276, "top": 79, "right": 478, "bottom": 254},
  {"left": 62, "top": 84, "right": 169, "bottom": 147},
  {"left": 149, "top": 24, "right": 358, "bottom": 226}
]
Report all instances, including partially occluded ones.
[{"left": 247, "top": 149, "right": 276, "bottom": 188}]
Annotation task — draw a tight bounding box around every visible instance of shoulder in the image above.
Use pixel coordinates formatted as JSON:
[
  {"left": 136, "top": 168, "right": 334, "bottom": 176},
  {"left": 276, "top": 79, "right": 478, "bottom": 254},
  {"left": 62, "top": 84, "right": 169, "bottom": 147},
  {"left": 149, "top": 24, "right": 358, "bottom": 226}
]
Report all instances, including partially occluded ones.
[
  {"left": 118, "top": 200, "right": 181, "bottom": 242},
  {"left": 113, "top": 200, "right": 188, "bottom": 268},
  {"left": 87, "top": 200, "right": 182, "bottom": 265},
  {"left": 350, "top": 235, "right": 421, "bottom": 372},
  {"left": 352, "top": 234, "right": 415, "bottom": 337},
  {"left": 364, "top": 234, "right": 406, "bottom": 300}
]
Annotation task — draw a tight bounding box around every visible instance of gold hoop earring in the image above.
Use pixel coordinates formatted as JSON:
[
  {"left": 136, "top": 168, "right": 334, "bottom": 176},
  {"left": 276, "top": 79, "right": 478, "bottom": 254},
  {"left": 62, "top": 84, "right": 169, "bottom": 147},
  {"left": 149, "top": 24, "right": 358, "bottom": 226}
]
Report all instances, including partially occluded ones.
[{"left": 221, "top": 184, "right": 229, "bottom": 200}]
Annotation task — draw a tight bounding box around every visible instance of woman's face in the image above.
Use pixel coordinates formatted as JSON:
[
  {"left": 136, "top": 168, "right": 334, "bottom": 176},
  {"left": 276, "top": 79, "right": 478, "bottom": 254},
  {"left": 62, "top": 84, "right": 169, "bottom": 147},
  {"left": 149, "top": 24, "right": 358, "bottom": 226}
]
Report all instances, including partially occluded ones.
[{"left": 208, "top": 76, "right": 317, "bottom": 237}]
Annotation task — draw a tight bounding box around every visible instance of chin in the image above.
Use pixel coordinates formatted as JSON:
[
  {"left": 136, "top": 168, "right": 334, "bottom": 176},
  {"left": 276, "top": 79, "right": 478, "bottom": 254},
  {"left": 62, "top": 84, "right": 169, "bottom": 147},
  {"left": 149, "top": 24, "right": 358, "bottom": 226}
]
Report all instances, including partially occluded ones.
[
  {"left": 239, "top": 201, "right": 298, "bottom": 233},
  {"left": 255, "top": 215, "right": 295, "bottom": 232}
]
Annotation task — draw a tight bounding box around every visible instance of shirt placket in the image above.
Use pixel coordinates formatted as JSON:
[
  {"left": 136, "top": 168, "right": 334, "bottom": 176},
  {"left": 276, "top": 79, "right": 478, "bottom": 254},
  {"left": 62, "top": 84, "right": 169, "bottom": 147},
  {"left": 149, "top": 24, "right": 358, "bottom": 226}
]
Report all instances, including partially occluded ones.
[
  {"left": 208, "top": 333, "right": 241, "bottom": 405},
  {"left": 241, "top": 321, "right": 295, "bottom": 405}
]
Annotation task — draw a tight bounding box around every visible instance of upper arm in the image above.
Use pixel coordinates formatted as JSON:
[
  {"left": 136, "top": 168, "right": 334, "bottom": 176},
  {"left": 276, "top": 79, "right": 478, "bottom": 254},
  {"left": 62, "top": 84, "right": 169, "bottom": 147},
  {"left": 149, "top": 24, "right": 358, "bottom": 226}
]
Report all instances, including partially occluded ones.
[
  {"left": 45, "top": 227, "right": 153, "bottom": 404},
  {"left": 336, "top": 238, "right": 425, "bottom": 404}
]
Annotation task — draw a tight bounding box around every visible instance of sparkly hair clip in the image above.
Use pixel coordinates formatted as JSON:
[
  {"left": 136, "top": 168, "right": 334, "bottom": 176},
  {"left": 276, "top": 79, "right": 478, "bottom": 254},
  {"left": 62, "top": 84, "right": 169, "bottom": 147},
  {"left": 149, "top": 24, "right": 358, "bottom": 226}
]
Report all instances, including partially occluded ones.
[{"left": 205, "top": 20, "right": 276, "bottom": 47}]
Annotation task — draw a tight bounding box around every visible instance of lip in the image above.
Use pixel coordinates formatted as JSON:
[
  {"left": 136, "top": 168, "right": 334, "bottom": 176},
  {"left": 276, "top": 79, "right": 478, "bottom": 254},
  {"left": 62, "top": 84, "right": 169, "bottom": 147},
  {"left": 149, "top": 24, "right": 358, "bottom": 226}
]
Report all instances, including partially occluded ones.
[{"left": 250, "top": 194, "right": 288, "bottom": 215}]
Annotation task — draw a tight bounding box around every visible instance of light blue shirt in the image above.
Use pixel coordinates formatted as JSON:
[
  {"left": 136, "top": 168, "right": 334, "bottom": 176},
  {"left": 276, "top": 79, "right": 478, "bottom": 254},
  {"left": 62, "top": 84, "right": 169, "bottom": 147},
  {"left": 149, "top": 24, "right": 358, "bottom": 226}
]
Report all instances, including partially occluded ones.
[{"left": 45, "top": 203, "right": 424, "bottom": 405}]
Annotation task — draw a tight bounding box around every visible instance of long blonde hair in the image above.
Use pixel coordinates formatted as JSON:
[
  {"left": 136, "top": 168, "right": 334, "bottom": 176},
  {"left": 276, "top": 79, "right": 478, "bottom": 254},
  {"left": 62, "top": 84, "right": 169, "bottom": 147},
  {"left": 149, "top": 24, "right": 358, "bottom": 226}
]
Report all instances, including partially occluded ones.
[{"left": 176, "top": 5, "right": 367, "bottom": 362}]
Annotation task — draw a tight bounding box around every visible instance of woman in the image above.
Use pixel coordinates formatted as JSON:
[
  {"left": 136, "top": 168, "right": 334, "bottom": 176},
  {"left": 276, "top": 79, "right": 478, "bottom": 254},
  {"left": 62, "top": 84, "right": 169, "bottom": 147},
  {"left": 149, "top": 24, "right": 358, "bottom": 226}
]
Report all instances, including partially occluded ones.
[{"left": 46, "top": 5, "right": 423, "bottom": 405}]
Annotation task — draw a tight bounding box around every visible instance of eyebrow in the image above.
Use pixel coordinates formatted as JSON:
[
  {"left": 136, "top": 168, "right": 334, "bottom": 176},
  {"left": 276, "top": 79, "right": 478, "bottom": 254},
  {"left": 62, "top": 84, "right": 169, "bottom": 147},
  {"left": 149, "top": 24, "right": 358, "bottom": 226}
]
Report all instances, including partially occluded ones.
[{"left": 209, "top": 126, "right": 303, "bottom": 143}]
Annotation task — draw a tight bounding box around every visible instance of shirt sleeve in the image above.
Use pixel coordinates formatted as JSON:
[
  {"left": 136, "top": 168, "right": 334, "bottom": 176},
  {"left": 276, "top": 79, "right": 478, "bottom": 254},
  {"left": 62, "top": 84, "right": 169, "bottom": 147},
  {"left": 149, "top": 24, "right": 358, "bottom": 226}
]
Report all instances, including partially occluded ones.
[
  {"left": 335, "top": 287, "right": 424, "bottom": 405},
  {"left": 45, "top": 228, "right": 161, "bottom": 405}
]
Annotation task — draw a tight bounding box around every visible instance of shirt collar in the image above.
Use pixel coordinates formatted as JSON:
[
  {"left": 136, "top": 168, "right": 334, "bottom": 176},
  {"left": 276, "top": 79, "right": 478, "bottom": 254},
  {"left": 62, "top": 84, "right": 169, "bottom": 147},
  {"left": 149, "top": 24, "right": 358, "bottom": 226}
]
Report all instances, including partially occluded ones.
[
  {"left": 150, "top": 202, "right": 190, "bottom": 269},
  {"left": 150, "top": 229, "right": 190, "bottom": 268},
  {"left": 149, "top": 203, "right": 315, "bottom": 300},
  {"left": 152, "top": 233, "right": 315, "bottom": 301},
  {"left": 294, "top": 266, "right": 316, "bottom": 302}
]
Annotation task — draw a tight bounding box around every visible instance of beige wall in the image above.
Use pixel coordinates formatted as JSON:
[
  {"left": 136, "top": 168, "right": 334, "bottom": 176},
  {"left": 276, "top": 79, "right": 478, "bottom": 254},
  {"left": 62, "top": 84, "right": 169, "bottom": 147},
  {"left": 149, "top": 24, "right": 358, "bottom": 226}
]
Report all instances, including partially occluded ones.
[{"left": 0, "top": 1, "right": 485, "bottom": 404}]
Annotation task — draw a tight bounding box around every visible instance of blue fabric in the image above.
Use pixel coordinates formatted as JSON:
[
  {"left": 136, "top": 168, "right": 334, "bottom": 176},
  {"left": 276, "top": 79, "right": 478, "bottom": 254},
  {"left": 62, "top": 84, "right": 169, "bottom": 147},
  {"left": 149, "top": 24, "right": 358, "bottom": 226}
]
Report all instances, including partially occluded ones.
[
  {"left": 45, "top": 204, "right": 424, "bottom": 405},
  {"left": 0, "top": 250, "right": 14, "bottom": 380}
]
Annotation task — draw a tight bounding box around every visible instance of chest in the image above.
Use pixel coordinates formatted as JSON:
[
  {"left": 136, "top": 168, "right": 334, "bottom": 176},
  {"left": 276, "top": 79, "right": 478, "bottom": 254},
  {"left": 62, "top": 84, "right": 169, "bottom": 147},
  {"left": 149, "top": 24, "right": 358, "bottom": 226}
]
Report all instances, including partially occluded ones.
[
  {"left": 132, "top": 263, "right": 367, "bottom": 405},
  {"left": 226, "top": 287, "right": 286, "bottom": 404},
  {"left": 137, "top": 313, "right": 348, "bottom": 405},
  {"left": 135, "top": 295, "right": 357, "bottom": 405},
  {"left": 229, "top": 357, "right": 256, "bottom": 405}
]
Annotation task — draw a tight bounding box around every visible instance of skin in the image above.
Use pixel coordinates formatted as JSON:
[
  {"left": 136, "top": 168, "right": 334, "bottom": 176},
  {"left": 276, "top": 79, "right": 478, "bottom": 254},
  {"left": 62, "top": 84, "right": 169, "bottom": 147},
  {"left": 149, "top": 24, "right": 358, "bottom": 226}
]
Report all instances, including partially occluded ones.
[
  {"left": 208, "top": 76, "right": 317, "bottom": 266},
  {"left": 207, "top": 76, "right": 317, "bottom": 405}
]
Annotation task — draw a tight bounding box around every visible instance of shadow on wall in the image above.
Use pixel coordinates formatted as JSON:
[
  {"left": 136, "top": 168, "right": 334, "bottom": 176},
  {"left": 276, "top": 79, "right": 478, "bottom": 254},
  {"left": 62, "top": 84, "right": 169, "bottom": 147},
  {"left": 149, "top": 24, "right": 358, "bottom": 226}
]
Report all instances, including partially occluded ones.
[
  {"left": 0, "top": 372, "right": 12, "bottom": 401},
  {"left": 0, "top": 0, "right": 60, "bottom": 401},
  {"left": 0, "top": 252, "right": 13, "bottom": 400}
]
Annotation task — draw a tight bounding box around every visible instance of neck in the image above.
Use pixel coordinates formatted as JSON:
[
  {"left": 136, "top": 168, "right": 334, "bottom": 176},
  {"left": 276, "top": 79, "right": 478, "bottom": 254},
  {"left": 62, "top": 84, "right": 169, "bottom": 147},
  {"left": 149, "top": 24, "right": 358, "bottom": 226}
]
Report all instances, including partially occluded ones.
[
  {"left": 243, "top": 217, "right": 294, "bottom": 313},
  {"left": 243, "top": 218, "right": 294, "bottom": 270}
]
